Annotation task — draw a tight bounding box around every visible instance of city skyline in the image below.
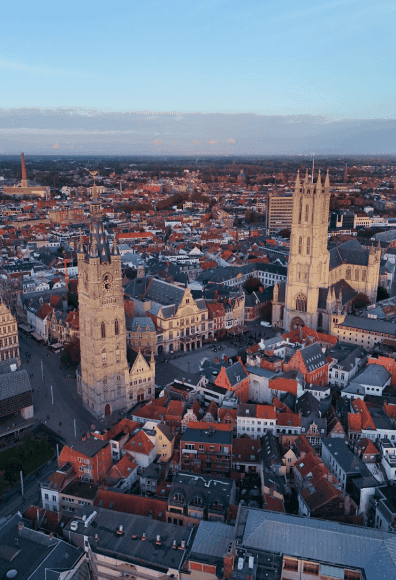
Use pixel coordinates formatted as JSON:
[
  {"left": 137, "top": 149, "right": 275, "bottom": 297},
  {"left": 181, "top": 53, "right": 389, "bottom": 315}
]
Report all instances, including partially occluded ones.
[{"left": 1, "top": 0, "right": 395, "bottom": 153}]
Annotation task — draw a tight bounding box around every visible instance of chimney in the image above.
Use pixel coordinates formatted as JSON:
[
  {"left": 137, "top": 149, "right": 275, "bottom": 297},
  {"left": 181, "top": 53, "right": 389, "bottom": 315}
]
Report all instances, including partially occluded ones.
[
  {"left": 142, "top": 532, "right": 147, "bottom": 541},
  {"left": 116, "top": 525, "right": 124, "bottom": 536},
  {"left": 18, "top": 521, "right": 24, "bottom": 536},
  {"left": 156, "top": 534, "right": 161, "bottom": 545},
  {"left": 21, "top": 152, "right": 27, "bottom": 187},
  {"left": 49, "top": 532, "right": 54, "bottom": 540},
  {"left": 87, "top": 432, "right": 91, "bottom": 438},
  {"left": 223, "top": 542, "right": 235, "bottom": 580},
  {"left": 172, "top": 539, "right": 177, "bottom": 549},
  {"left": 179, "top": 539, "right": 186, "bottom": 550}
]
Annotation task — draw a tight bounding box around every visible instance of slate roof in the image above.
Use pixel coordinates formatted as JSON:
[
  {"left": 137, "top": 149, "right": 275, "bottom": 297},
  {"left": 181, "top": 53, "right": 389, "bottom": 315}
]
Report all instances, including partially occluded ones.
[
  {"left": 329, "top": 239, "right": 371, "bottom": 269},
  {"left": 127, "top": 316, "right": 155, "bottom": 332},
  {"left": 190, "top": 520, "right": 235, "bottom": 562},
  {"left": 350, "top": 364, "right": 391, "bottom": 387},
  {"left": 0, "top": 370, "right": 32, "bottom": 417},
  {"left": 339, "top": 315, "right": 396, "bottom": 336},
  {"left": 239, "top": 507, "right": 396, "bottom": 580},
  {"left": 0, "top": 514, "right": 83, "bottom": 580},
  {"left": 181, "top": 427, "right": 232, "bottom": 445},
  {"left": 225, "top": 361, "right": 248, "bottom": 386},
  {"left": 322, "top": 439, "right": 375, "bottom": 479},
  {"left": 299, "top": 343, "right": 328, "bottom": 373},
  {"left": 66, "top": 508, "right": 191, "bottom": 572}
]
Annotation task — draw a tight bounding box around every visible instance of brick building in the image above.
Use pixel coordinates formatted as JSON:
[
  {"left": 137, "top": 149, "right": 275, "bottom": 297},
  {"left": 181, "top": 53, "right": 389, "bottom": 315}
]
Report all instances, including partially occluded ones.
[{"left": 180, "top": 422, "right": 233, "bottom": 477}]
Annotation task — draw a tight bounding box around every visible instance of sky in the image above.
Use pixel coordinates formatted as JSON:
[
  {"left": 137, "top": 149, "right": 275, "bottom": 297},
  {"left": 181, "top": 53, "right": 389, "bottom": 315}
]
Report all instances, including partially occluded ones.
[{"left": 1, "top": 0, "right": 396, "bottom": 154}]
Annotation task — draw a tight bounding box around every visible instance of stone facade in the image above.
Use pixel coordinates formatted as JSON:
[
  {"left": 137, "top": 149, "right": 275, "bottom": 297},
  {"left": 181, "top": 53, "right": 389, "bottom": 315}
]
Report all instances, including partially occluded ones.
[
  {"left": 0, "top": 301, "right": 20, "bottom": 366},
  {"left": 272, "top": 171, "right": 381, "bottom": 332},
  {"left": 77, "top": 187, "right": 132, "bottom": 418}
]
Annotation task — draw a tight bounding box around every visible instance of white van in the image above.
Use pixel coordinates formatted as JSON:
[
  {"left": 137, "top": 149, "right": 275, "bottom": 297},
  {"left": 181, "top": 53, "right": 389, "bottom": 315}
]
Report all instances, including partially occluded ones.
[{"left": 260, "top": 321, "right": 272, "bottom": 327}]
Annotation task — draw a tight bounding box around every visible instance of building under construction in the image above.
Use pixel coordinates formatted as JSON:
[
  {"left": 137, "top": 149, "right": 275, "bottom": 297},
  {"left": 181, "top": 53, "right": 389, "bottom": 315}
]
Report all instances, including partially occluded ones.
[{"left": 3, "top": 153, "right": 50, "bottom": 198}]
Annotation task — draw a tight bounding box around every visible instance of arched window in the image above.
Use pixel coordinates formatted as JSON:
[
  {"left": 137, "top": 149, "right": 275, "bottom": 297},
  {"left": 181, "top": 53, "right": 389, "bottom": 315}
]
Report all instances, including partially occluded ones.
[
  {"left": 101, "top": 321, "right": 106, "bottom": 338},
  {"left": 298, "top": 199, "right": 302, "bottom": 223},
  {"left": 305, "top": 204, "right": 309, "bottom": 222},
  {"left": 190, "top": 496, "right": 205, "bottom": 508},
  {"left": 306, "top": 237, "right": 311, "bottom": 255},
  {"left": 296, "top": 293, "right": 307, "bottom": 312},
  {"left": 355, "top": 269, "right": 360, "bottom": 281},
  {"left": 346, "top": 268, "right": 351, "bottom": 280},
  {"left": 172, "top": 492, "right": 185, "bottom": 504},
  {"left": 115, "top": 319, "right": 119, "bottom": 336},
  {"left": 102, "top": 350, "right": 107, "bottom": 366},
  {"left": 116, "top": 346, "right": 120, "bottom": 362},
  {"left": 362, "top": 269, "right": 366, "bottom": 281},
  {"left": 298, "top": 236, "right": 302, "bottom": 254}
]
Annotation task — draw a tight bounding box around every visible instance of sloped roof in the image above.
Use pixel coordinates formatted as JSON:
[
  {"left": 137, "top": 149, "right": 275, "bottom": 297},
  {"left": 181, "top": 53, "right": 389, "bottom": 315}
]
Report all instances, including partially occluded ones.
[
  {"left": 241, "top": 507, "right": 396, "bottom": 580},
  {"left": 329, "top": 239, "right": 370, "bottom": 269}
]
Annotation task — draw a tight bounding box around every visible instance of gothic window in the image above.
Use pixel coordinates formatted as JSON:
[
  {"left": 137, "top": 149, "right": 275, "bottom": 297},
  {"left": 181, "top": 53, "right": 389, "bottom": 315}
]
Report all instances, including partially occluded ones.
[
  {"left": 305, "top": 204, "right": 309, "bottom": 222},
  {"left": 298, "top": 236, "right": 302, "bottom": 254},
  {"left": 298, "top": 199, "right": 302, "bottom": 223},
  {"left": 355, "top": 269, "right": 360, "bottom": 281},
  {"left": 116, "top": 346, "right": 120, "bottom": 362},
  {"left": 346, "top": 268, "right": 351, "bottom": 280},
  {"left": 296, "top": 293, "right": 307, "bottom": 312},
  {"left": 306, "top": 237, "right": 311, "bottom": 255},
  {"left": 116, "top": 375, "right": 121, "bottom": 386},
  {"left": 102, "top": 351, "right": 107, "bottom": 366},
  {"left": 103, "top": 377, "right": 108, "bottom": 392},
  {"left": 101, "top": 322, "right": 106, "bottom": 338},
  {"left": 115, "top": 319, "right": 119, "bottom": 336},
  {"left": 362, "top": 269, "right": 366, "bottom": 281}
]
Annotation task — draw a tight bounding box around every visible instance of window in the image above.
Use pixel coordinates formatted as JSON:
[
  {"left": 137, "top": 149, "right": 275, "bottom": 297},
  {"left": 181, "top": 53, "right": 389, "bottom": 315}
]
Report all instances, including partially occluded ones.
[
  {"left": 306, "top": 237, "right": 310, "bottom": 255},
  {"left": 303, "top": 562, "right": 319, "bottom": 575},
  {"left": 44, "top": 493, "right": 49, "bottom": 500},
  {"left": 346, "top": 267, "right": 351, "bottom": 280},
  {"left": 101, "top": 321, "right": 106, "bottom": 338},
  {"left": 305, "top": 203, "right": 309, "bottom": 222},
  {"left": 298, "top": 236, "right": 302, "bottom": 254},
  {"left": 355, "top": 269, "right": 359, "bottom": 281},
  {"left": 295, "top": 293, "right": 307, "bottom": 312},
  {"left": 115, "top": 319, "right": 119, "bottom": 335},
  {"left": 283, "top": 559, "right": 298, "bottom": 572},
  {"left": 102, "top": 351, "right": 107, "bottom": 366}
]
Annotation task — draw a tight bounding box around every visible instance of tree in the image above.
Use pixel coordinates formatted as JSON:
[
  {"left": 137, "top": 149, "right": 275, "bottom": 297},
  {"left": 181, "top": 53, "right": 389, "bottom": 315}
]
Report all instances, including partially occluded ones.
[
  {"left": 352, "top": 293, "right": 370, "bottom": 311},
  {"left": 279, "top": 228, "right": 291, "bottom": 239},
  {"left": 243, "top": 276, "right": 261, "bottom": 294},
  {"left": 377, "top": 286, "right": 390, "bottom": 302},
  {"left": 64, "top": 336, "right": 80, "bottom": 364}
]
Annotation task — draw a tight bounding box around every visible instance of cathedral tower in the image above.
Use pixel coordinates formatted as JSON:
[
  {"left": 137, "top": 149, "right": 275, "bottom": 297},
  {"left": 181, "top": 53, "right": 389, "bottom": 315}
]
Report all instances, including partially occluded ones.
[
  {"left": 77, "top": 178, "right": 129, "bottom": 418},
  {"left": 283, "top": 170, "right": 331, "bottom": 331}
]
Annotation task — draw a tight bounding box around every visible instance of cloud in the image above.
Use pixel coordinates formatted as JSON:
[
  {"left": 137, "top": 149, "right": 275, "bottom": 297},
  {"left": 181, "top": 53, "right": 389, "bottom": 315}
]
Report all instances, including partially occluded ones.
[{"left": 0, "top": 108, "right": 395, "bottom": 154}]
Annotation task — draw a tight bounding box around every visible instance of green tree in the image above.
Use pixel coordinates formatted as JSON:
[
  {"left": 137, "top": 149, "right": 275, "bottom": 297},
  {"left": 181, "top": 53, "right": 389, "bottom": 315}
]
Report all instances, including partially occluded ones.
[
  {"left": 243, "top": 276, "right": 261, "bottom": 294},
  {"left": 352, "top": 293, "right": 370, "bottom": 311}
]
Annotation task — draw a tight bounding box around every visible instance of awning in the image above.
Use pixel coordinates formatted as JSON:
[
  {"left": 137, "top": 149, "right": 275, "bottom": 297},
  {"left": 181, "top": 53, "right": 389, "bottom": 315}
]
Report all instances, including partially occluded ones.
[
  {"left": 31, "top": 332, "right": 45, "bottom": 341},
  {"left": 18, "top": 324, "right": 34, "bottom": 333}
]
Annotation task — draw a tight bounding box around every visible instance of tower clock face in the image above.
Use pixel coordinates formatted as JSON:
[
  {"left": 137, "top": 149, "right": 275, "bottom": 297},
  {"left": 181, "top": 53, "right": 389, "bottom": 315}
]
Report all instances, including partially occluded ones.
[{"left": 103, "top": 273, "right": 113, "bottom": 292}]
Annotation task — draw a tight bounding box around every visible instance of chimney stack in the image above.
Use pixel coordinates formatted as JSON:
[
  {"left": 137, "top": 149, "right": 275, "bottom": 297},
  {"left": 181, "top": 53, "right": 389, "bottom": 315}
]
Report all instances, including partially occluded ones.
[
  {"left": 18, "top": 521, "right": 24, "bottom": 536},
  {"left": 21, "top": 152, "right": 27, "bottom": 187}
]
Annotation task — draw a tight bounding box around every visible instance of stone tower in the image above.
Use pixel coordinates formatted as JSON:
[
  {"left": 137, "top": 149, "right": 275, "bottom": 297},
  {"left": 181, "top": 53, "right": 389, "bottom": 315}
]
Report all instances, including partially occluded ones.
[
  {"left": 283, "top": 170, "right": 331, "bottom": 331},
  {"left": 77, "top": 182, "right": 129, "bottom": 418}
]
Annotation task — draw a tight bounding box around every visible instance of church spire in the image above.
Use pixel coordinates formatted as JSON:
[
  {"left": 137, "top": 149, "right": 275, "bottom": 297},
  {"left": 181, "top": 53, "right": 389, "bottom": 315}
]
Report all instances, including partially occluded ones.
[
  {"left": 304, "top": 168, "right": 309, "bottom": 185},
  {"left": 315, "top": 170, "right": 322, "bottom": 193},
  {"left": 295, "top": 170, "right": 301, "bottom": 192},
  {"left": 324, "top": 169, "right": 330, "bottom": 189}
]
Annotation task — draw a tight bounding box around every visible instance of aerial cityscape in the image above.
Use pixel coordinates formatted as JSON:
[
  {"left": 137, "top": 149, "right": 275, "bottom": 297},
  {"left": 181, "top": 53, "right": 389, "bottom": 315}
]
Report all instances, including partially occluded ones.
[{"left": 1, "top": 1, "right": 396, "bottom": 579}]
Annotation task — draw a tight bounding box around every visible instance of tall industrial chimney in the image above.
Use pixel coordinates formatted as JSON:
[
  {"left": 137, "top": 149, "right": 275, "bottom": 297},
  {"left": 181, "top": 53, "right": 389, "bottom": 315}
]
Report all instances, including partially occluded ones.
[{"left": 21, "top": 152, "right": 27, "bottom": 187}]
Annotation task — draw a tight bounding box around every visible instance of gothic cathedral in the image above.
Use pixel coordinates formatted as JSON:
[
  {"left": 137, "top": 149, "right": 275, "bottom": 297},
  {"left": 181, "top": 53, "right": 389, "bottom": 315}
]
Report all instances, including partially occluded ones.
[
  {"left": 76, "top": 185, "right": 130, "bottom": 418},
  {"left": 272, "top": 171, "right": 381, "bottom": 332}
]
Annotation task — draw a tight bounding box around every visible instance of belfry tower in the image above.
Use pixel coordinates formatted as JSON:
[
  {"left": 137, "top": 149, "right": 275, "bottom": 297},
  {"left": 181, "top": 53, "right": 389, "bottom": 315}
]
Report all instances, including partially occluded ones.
[
  {"left": 77, "top": 174, "right": 129, "bottom": 418},
  {"left": 282, "top": 170, "right": 331, "bottom": 331}
]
